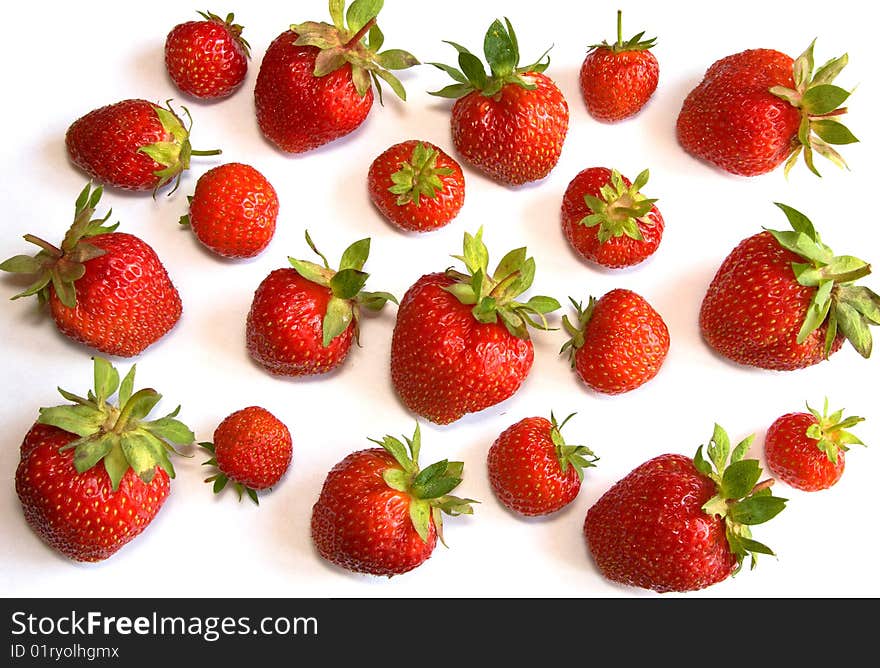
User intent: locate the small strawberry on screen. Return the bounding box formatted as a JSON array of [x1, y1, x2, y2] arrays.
[[579, 10, 659, 122], [367, 140, 465, 233], [165, 11, 251, 100], [561, 167, 663, 269], [1, 183, 182, 357], [488, 413, 598, 517], [65, 99, 221, 193], [201, 406, 293, 504], [765, 399, 866, 492], [15, 357, 195, 562], [390, 228, 560, 425], [430, 18, 569, 186], [699, 203, 880, 370], [676, 40, 857, 177], [311, 423, 475, 576], [180, 162, 279, 259], [246, 231, 396, 377], [585, 425, 787, 593], [254, 1, 418, 154], [561, 289, 669, 395]]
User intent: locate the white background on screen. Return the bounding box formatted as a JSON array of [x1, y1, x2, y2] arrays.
[[1, 0, 877, 599]]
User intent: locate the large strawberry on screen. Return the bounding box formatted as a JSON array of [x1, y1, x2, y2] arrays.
[[676, 40, 857, 177], [1, 184, 182, 357], [390, 228, 560, 425], [15, 357, 195, 562], [699, 203, 880, 370], [254, 0, 418, 154], [584, 425, 787, 593], [430, 18, 569, 186]]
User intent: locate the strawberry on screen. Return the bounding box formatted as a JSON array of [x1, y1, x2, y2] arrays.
[[15, 357, 195, 562], [765, 399, 866, 492], [1, 184, 182, 358], [180, 162, 279, 259], [310, 423, 475, 576], [390, 228, 560, 425], [165, 11, 251, 100], [430, 18, 569, 186], [254, 0, 418, 154], [65, 99, 220, 193], [699, 203, 880, 370], [579, 10, 659, 122], [584, 425, 787, 593], [246, 231, 396, 377], [201, 406, 293, 504], [487, 413, 597, 517], [676, 40, 857, 177], [562, 289, 669, 395], [561, 167, 663, 269], [367, 140, 465, 233]]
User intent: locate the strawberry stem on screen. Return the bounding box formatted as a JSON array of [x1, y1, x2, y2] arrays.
[[344, 17, 376, 49], [616, 10, 623, 48], [22, 234, 61, 257], [751, 478, 775, 495], [190, 149, 223, 156]]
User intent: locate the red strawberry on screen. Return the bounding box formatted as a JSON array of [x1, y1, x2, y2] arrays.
[[579, 10, 659, 122], [165, 11, 251, 100], [562, 289, 669, 395], [390, 228, 560, 425], [15, 357, 195, 562], [367, 140, 465, 233], [1, 184, 182, 357], [201, 406, 293, 504], [561, 167, 663, 269], [65, 99, 220, 193], [180, 162, 279, 259], [430, 19, 569, 186], [765, 399, 865, 491], [311, 424, 475, 576], [254, 1, 418, 154], [699, 203, 880, 370], [246, 232, 396, 377], [585, 425, 787, 593], [488, 413, 598, 517], [676, 41, 857, 177]]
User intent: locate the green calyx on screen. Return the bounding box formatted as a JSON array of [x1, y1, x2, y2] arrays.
[[388, 142, 454, 207], [198, 10, 251, 57], [372, 423, 477, 546], [769, 40, 858, 177], [0, 182, 118, 308], [290, 0, 419, 103], [766, 202, 880, 359], [559, 296, 595, 364], [288, 230, 397, 347], [36, 357, 194, 492], [588, 10, 657, 54], [805, 398, 866, 464], [548, 412, 598, 481], [429, 17, 552, 99], [443, 227, 561, 339], [200, 442, 260, 505], [579, 168, 658, 243], [695, 424, 787, 574]]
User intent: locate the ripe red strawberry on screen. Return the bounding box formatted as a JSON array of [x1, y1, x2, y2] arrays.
[[676, 40, 857, 177], [254, 1, 418, 154], [311, 423, 475, 576], [561, 167, 663, 269], [699, 203, 880, 370], [367, 140, 465, 233], [180, 162, 279, 259], [201, 406, 293, 504], [246, 232, 396, 377], [579, 10, 659, 122], [165, 11, 251, 100], [488, 413, 598, 517], [1, 184, 182, 357], [390, 228, 560, 425], [430, 18, 569, 186], [765, 399, 865, 491], [562, 289, 669, 395], [15, 357, 195, 562], [585, 425, 787, 593], [65, 99, 220, 193]]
